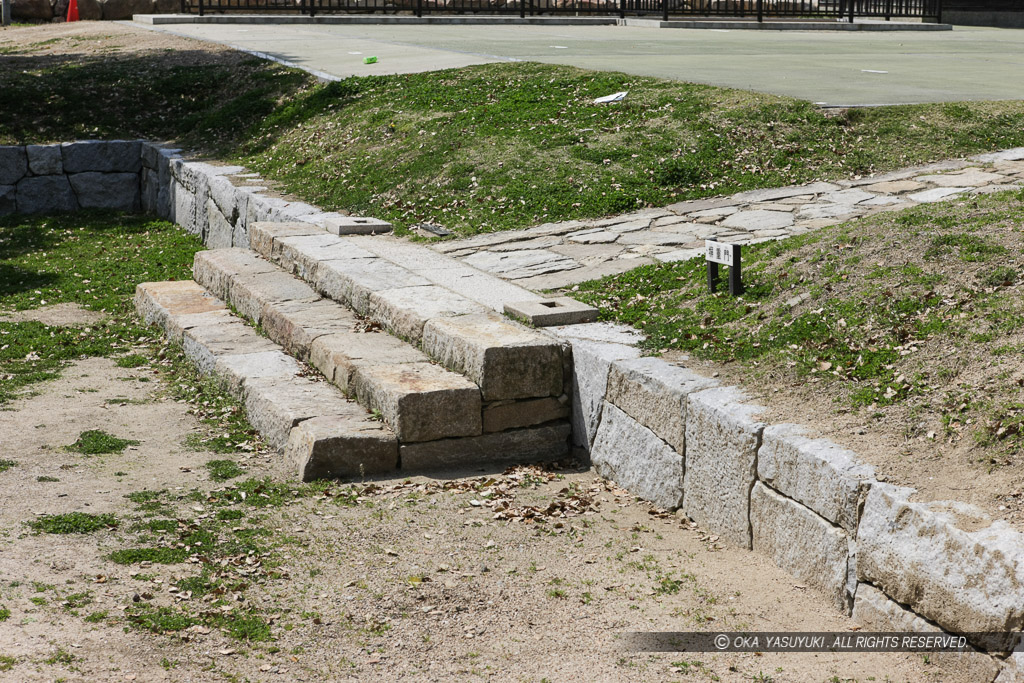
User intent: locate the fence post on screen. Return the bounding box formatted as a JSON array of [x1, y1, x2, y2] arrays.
[[520, 0, 525, 19], [619, 0, 624, 20], [935, 0, 942, 23], [756, 0, 762, 22], [662, 0, 667, 22], [0, 0, 9, 26], [417, 0, 423, 17], [848, 0, 854, 22], [198, 0, 204, 16]]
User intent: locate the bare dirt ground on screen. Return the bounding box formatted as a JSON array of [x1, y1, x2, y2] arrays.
[[0, 356, 981, 682]]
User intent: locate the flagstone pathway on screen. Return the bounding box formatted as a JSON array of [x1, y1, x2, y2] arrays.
[[433, 148, 1024, 290]]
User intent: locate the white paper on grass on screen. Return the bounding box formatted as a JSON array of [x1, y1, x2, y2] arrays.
[[594, 91, 628, 104]]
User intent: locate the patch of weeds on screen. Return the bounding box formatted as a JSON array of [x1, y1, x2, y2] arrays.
[[127, 605, 198, 634], [216, 509, 244, 521], [0, 655, 14, 672], [36, 475, 59, 482], [109, 547, 188, 565], [29, 512, 118, 534], [84, 610, 108, 624], [61, 592, 92, 611], [205, 459, 245, 482], [546, 588, 568, 599], [29, 596, 47, 606], [65, 429, 139, 455], [114, 354, 149, 368], [0, 606, 9, 621], [0, 459, 15, 473], [44, 648, 74, 666]]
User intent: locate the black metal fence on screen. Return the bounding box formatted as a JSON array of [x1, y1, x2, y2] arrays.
[[184, 0, 940, 21]]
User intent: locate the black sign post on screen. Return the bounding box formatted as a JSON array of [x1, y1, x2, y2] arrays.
[[705, 237, 744, 296]]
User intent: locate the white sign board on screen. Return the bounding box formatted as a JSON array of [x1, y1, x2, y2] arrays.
[[705, 240, 736, 266]]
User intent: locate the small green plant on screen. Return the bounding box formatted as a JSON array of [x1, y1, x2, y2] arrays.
[[44, 648, 73, 665], [0, 460, 15, 473], [84, 610, 108, 623], [204, 459, 244, 482], [114, 354, 149, 368], [29, 512, 118, 534], [36, 475, 59, 482], [65, 430, 139, 455], [0, 606, 10, 621], [0, 655, 15, 672], [109, 548, 188, 565]]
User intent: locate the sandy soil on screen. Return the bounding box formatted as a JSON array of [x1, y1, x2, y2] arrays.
[[0, 356, 983, 682]]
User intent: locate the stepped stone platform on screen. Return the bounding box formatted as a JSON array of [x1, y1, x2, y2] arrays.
[[137, 221, 572, 480]]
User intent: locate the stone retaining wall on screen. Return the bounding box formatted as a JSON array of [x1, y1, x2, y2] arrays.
[[549, 321, 1023, 677]]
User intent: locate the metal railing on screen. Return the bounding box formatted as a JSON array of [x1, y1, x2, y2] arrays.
[[183, 0, 940, 21]]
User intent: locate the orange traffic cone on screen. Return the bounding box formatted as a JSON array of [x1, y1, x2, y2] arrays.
[[66, 0, 79, 21]]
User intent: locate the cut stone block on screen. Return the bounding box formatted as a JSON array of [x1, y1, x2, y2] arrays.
[[313, 257, 431, 315], [68, 172, 140, 211], [205, 198, 234, 250], [503, 297, 599, 327], [259, 299, 358, 360], [181, 319, 278, 375], [133, 280, 226, 331], [248, 221, 323, 260], [227, 270, 319, 326], [683, 386, 766, 549], [16, 175, 78, 214], [285, 413, 398, 481], [858, 484, 1024, 647], [606, 357, 717, 453], [324, 215, 393, 235], [351, 362, 482, 443], [26, 144, 63, 176], [751, 482, 850, 612], [0, 185, 15, 215], [758, 424, 875, 532], [0, 146, 27, 185], [368, 285, 486, 342], [61, 140, 141, 174], [309, 331, 427, 392], [243, 376, 352, 451], [212, 350, 302, 398], [272, 233, 377, 281], [482, 396, 569, 433], [400, 422, 570, 473], [192, 248, 277, 302], [591, 403, 684, 510], [422, 313, 564, 401]]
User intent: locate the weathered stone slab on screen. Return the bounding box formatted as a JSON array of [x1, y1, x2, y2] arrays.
[[207, 174, 247, 225], [858, 484, 1024, 646], [228, 271, 319, 326], [351, 362, 482, 443], [259, 299, 357, 360], [369, 285, 486, 342], [61, 140, 141, 174], [915, 168, 1005, 187], [751, 482, 850, 611], [15, 175, 78, 214], [462, 249, 581, 280], [503, 297, 598, 328], [25, 144, 63, 176], [590, 403, 684, 510], [731, 181, 839, 203], [996, 653, 1024, 683], [285, 412, 398, 481], [140, 168, 159, 214], [248, 221, 324, 260], [606, 357, 717, 453], [274, 233, 377, 281], [907, 187, 968, 203], [165, 310, 235, 345], [482, 396, 569, 433], [243, 376, 352, 451], [683, 386, 766, 549], [313, 257, 431, 315], [665, 196, 742, 214], [192, 248, 277, 302], [400, 422, 570, 473], [720, 209, 794, 231], [862, 179, 925, 194], [0, 185, 15, 215], [758, 424, 874, 532], [795, 203, 865, 221], [205, 199, 234, 250], [422, 312, 564, 401], [0, 146, 28, 185], [68, 172, 140, 211], [212, 350, 302, 398], [181, 319, 278, 375], [309, 331, 427, 392], [133, 280, 226, 331], [323, 215, 393, 235], [170, 180, 198, 235]]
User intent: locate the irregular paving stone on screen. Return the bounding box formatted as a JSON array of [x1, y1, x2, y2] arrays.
[[212, 350, 302, 398], [351, 362, 482, 443], [285, 412, 398, 480], [323, 215, 392, 235], [862, 179, 926, 194], [915, 168, 1006, 187], [858, 484, 1024, 647], [730, 181, 840, 203], [68, 172, 140, 211], [400, 422, 569, 472], [61, 140, 141, 173], [758, 424, 875, 532], [314, 257, 431, 315], [482, 396, 569, 433], [653, 248, 704, 263], [751, 482, 850, 612], [566, 230, 619, 244], [488, 235, 564, 251], [907, 187, 969, 203], [243, 376, 353, 451], [821, 188, 876, 204], [15, 175, 78, 214], [170, 180, 198, 236], [683, 386, 766, 549], [720, 209, 794, 231], [0, 185, 16, 215], [618, 231, 700, 246], [25, 144, 63, 176], [462, 249, 580, 280], [369, 285, 486, 342], [972, 147, 1024, 163], [0, 146, 28, 185], [309, 330, 427, 391], [514, 256, 655, 291], [607, 219, 656, 233], [503, 297, 598, 327], [259, 298, 358, 360], [796, 203, 865, 220], [606, 357, 717, 453], [422, 312, 564, 401], [686, 205, 740, 219], [181, 319, 278, 376], [996, 653, 1024, 682], [591, 403, 685, 510], [665, 197, 742, 214]]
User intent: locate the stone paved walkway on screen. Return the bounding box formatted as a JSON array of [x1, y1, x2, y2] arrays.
[[433, 148, 1024, 290]]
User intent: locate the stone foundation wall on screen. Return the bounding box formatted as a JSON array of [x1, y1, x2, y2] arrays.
[[550, 322, 1024, 677]]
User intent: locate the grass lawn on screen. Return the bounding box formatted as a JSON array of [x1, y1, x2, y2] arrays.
[[4, 28, 1024, 236], [574, 188, 1024, 468]]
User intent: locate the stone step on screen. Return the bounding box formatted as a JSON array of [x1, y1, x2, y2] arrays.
[[134, 280, 399, 480], [248, 223, 567, 402], [192, 248, 484, 443]]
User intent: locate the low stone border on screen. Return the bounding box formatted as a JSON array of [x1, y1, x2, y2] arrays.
[[548, 321, 1021, 677]]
